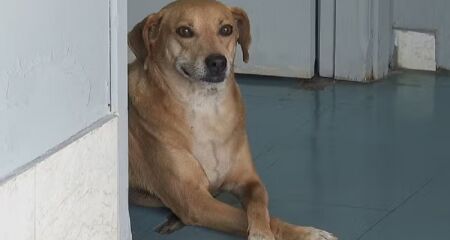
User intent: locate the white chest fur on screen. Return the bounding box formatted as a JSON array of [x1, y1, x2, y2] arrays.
[[186, 85, 233, 188]]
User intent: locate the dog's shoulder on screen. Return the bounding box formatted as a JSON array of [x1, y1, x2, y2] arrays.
[[128, 61, 143, 79], [128, 61, 150, 105]]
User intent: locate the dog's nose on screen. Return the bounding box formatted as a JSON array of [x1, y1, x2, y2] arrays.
[[205, 54, 227, 75]]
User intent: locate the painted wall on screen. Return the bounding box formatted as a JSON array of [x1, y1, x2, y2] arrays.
[[0, 117, 118, 240], [318, 0, 335, 78], [334, 0, 393, 82], [0, 0, 111, 180], [393, 0, 450, 70], [128, 0, 316, 78], [373, 0, 394, 79]]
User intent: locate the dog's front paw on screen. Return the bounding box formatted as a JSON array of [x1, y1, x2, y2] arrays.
[[154, 213, 185, 235], [248, 231, 275, 240], [302, 227, 337, 240]]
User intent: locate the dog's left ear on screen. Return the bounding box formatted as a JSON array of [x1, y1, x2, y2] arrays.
[[230, 7, 251, 63], [128, 13, 163, 64], [128, 18, 147, 64]]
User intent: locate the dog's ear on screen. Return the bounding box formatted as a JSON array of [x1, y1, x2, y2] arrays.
[[128, 13, 163, 64], [230, 7, 251, 63]]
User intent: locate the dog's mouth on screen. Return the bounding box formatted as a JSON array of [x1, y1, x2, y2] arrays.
[[177, 64, 227, 84], [181, 67, 191, 77], [202, 74, 226, 83]]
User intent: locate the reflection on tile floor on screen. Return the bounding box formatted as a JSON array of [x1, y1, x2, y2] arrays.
[[130, 71, 450, 240]]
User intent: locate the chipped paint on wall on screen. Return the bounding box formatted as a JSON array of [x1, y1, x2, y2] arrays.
[[394, 29, 436, 71]]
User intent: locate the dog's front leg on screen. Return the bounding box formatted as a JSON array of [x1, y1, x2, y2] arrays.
[[231, 178, 274, 240], [224, 139, 275, 240], [152, 150, 252, 237], [223, 138, 337, 240]]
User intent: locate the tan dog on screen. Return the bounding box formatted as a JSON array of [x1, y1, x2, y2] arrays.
[[128, 1, 337, 239]]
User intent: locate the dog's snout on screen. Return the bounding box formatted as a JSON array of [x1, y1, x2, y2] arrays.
[[205, 54, 227, 75]]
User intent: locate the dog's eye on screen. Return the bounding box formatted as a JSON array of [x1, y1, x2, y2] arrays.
[[176, 26, 194, 38], [219, 24, 233, 37]]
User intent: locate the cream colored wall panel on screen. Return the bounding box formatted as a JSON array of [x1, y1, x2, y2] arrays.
[[34, 118, 118, 240], [0, 169, 35, 240]]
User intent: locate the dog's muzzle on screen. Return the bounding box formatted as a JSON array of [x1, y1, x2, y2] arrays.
[[203, 54, 227, 83]]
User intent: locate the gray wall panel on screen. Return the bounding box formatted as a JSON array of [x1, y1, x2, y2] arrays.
[[128, 0, 316, 78], [373, 0, 394, 79], [334, 0, 373, 81], [334, 0, 392, 82], [319, 0, 335, 78]]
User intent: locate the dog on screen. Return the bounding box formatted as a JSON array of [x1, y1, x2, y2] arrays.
[[128, 1, 337, 239]]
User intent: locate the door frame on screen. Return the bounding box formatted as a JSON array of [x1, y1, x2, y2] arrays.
[[109, 0, 132, 239]]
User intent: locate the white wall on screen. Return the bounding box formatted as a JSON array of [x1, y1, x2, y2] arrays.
[[393, 0, 450, 70], [0, 117, 119, 240]]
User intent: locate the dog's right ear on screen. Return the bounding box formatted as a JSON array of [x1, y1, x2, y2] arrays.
[[128, 13, 163, 64], [230, 7, 251, 63]]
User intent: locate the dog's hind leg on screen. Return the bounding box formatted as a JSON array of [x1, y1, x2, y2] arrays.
[[154, 212, 185, 234], [129, 189, 185, 234], [129, 188, 164, 208], [162, 185, 250, 236], [162, 186, 336, 240]]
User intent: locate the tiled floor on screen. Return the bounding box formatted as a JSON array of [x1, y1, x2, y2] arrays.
[[129, 71, 450, 240]]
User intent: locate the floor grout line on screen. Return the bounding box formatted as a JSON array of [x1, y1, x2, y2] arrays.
[[269, 198, 390, 213], [254, 144, 277, 160], [355, 178, 434, 240]]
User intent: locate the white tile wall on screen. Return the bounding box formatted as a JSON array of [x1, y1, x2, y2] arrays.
[[0, 118, 118, 240], [0, 169, 36, 240]]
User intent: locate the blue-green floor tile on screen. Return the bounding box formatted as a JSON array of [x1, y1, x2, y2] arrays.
[[130, 202, 385, 240], [359, 172, 450, 240], [130, 71, 450, 240]]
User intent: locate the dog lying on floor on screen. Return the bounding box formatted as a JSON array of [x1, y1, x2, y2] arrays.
[[128, 0, 337, 239]]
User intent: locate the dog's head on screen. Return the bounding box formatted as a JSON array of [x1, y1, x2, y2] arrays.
[[129, 0, 251, 83]]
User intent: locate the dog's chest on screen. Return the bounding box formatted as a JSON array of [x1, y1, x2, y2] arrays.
[[187, 95, 234, 188]]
